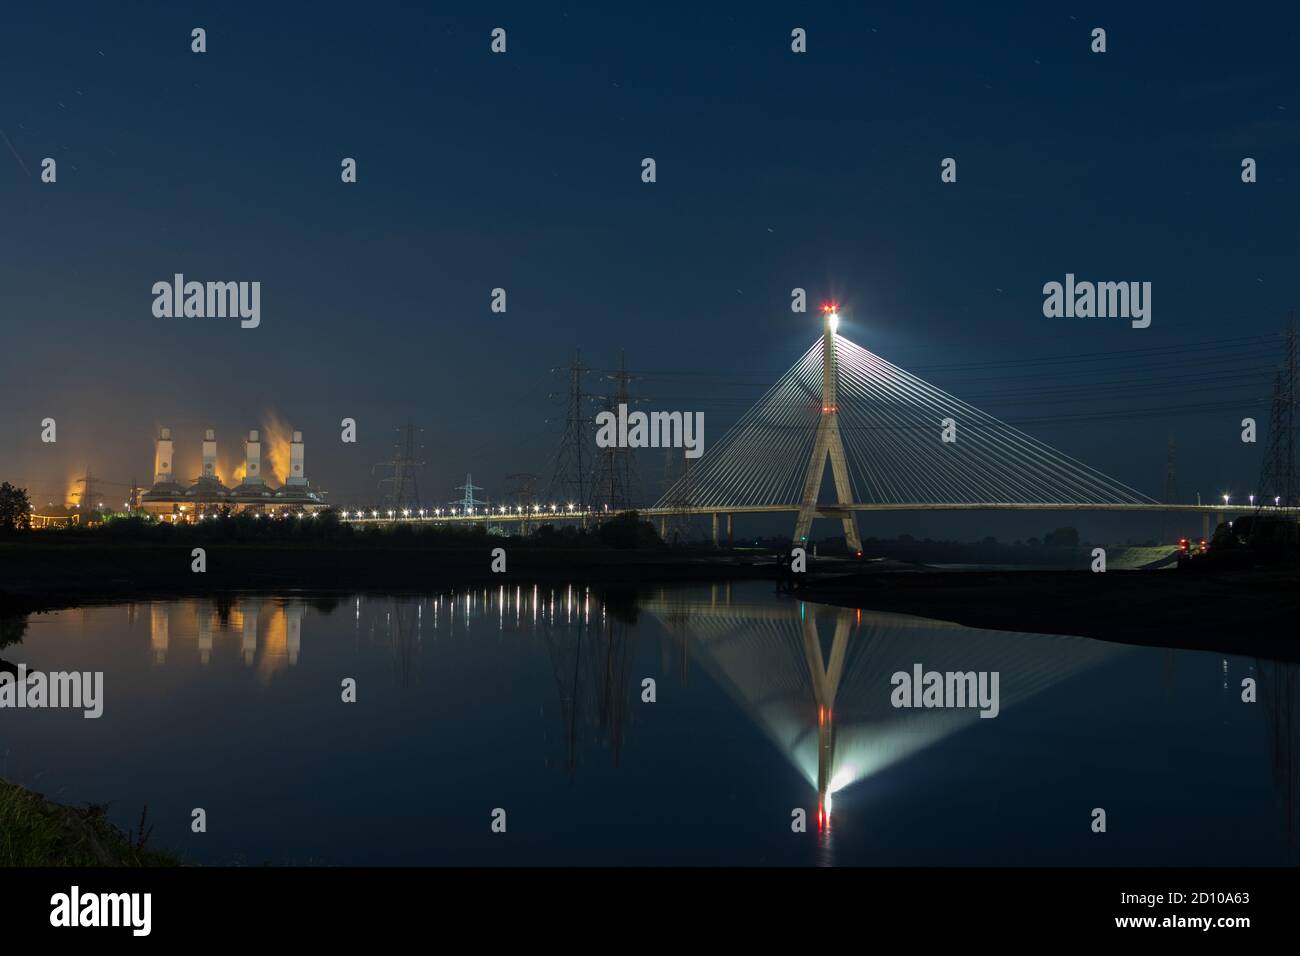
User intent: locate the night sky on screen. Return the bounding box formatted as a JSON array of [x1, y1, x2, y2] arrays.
[[2, 3, 1296, 540]]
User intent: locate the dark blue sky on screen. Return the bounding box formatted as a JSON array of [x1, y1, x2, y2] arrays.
[[2, 2, 1296, 538]]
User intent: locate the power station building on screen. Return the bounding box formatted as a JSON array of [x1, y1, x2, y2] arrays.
[[140, 427, 327, 520]]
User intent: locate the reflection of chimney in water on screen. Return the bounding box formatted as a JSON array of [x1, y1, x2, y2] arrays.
[[242, 602, 259, 665], [198, 604, 213, 665], [150, 604, 169, 665], [287, 604, 302, 665]]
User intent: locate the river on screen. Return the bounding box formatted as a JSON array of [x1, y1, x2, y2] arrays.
[[3, 582, 1295, 865]]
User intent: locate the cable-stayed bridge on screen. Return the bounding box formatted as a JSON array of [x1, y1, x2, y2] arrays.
[[346, 309, 1248, 541]]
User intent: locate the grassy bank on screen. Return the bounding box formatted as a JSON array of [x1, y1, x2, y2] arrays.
[[0, 779, 180, 867]]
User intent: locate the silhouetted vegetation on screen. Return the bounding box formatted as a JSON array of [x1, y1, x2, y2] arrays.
[[0, 780, 180, 866], [3, 508, 667, 551], [0, 482, 31, 534]]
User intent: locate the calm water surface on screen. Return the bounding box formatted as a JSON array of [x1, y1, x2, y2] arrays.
[[3, 583, 1296, 866]]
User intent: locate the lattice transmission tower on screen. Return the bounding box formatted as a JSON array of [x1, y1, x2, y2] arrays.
[[375, 421, 425, 511], [1257, 315, 1298, 513], [548, 351, 594, 510], [1162, 434, 1178, 541], [590, 351, 642, 513]]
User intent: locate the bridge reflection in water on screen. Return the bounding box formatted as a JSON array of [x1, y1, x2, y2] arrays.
[[640, 588, 1122, 856], [133, 585, 1300, 860]]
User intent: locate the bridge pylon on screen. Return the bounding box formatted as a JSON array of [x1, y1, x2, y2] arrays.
[[793, 307, 863, 551]]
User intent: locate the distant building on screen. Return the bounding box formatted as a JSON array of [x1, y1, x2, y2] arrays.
[[139, 427, 327, 521], [28, 504, 81, 529]]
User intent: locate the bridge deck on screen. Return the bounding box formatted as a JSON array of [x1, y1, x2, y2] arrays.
[[341, 501, 1257, 524]]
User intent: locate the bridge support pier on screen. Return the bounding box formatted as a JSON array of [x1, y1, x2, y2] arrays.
[[726, 513, 733, 546], [711, 512, 719, 547], [793, 311, 862, 552], [1203, 511, 1211, 541], [659, 516, 667, 540]]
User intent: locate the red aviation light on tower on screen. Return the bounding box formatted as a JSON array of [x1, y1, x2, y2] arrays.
[[822, 303, 841, 334]]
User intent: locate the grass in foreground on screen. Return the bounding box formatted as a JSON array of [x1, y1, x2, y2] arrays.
[[0, 779, 181, 866]]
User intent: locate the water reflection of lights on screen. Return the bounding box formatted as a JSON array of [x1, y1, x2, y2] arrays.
[[641, 594, 1125, 833]]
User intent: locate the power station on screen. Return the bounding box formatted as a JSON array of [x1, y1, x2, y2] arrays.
[[139, 427, 327, 520]]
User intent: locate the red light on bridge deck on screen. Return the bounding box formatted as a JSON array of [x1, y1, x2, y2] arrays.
[[1179, 538, 1188, 551]]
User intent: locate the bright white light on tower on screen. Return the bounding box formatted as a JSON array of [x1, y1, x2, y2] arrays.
[[829, 310, 839, 334]]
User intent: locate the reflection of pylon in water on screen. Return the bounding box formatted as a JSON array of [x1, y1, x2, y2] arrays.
[[542, 591, 584, 776], [1256, 658, 1299, 846], [541, 588, 638, 775], [582, 615, 637, 765]]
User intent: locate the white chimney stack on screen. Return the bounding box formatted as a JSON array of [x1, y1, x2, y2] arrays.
[[202, 428, 217, 478], [245, 429, 263, 484], [288, 430, 306, 486], [154, 427, 174, 484]]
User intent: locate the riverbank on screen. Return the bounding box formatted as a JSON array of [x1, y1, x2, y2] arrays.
[[0, 540, 771, 619], [796, 564, 1300, 660], [3, 538, 1297, 661], [0, 779, 179, 866]]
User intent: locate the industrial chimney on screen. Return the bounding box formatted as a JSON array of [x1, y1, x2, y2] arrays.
[[245, 429, 264, 483], [287, 430, 307, 486], [154, 427, 174, 484], [202, 429, 217, 478]]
